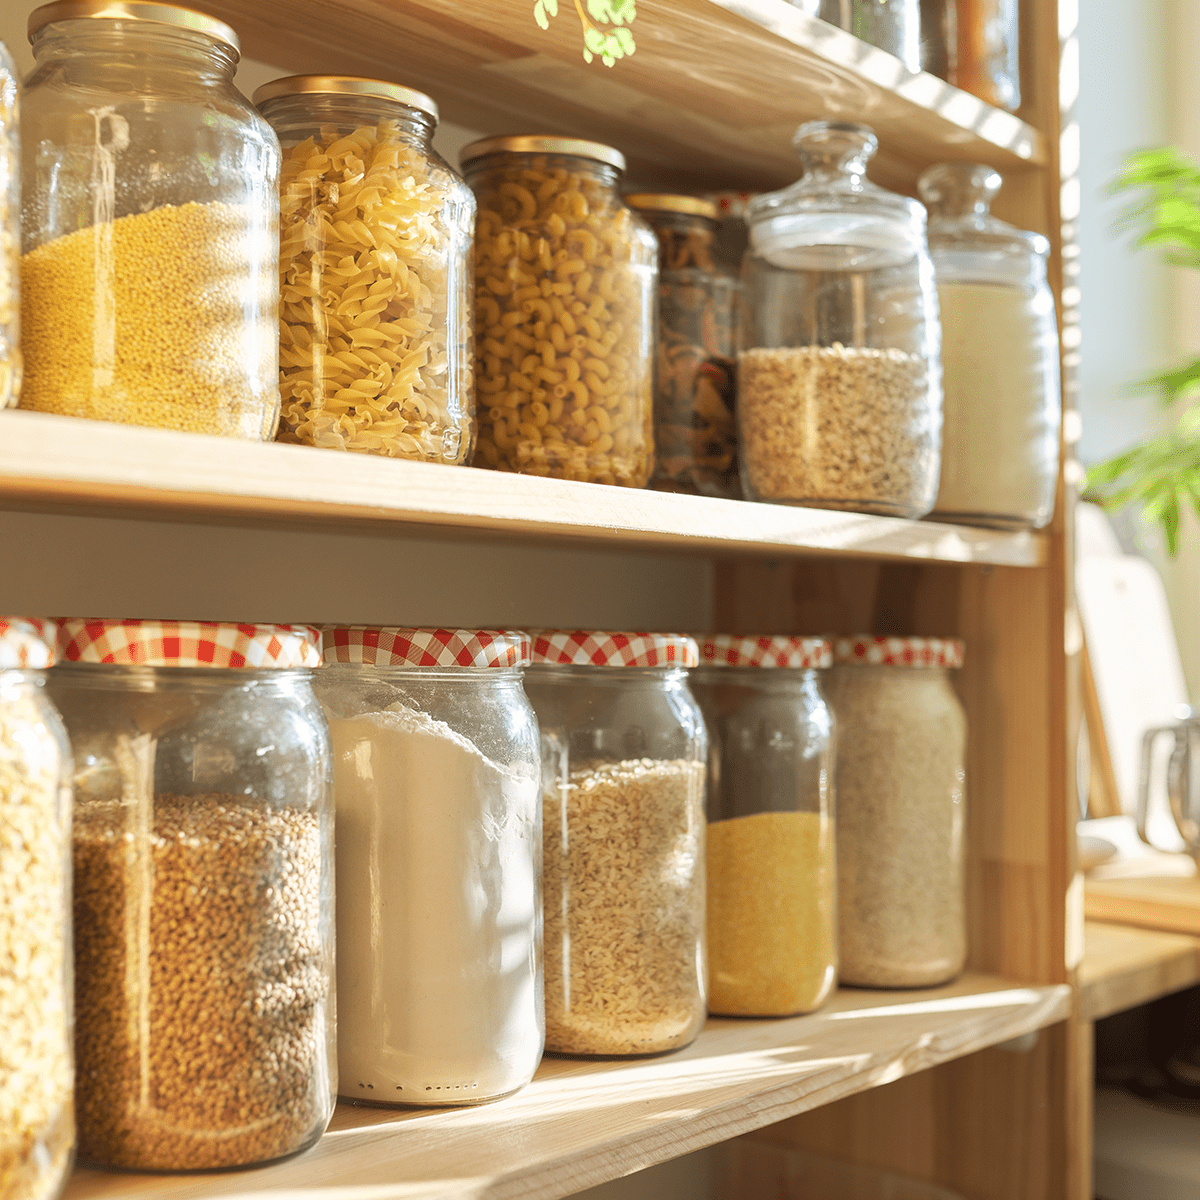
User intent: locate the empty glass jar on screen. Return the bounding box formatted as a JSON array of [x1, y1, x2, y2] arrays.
[[817, 0, 921, 72]]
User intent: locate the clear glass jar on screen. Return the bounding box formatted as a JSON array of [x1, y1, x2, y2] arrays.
[[956, 0, 1020, 112], [825, 636, 966, 988], [739, 122, 942, 517], [920, 162, 1060, 529], [0, 619, 73, 1200], [20, 2, 281, 438], [690, 636, 836, 1017], [462, 137, 658, 487], [626, 195, 740, 499], [525, 632, 707, 1056], [919, 0, 955, 80], [0, 41, 19, 409], [817, 0, 922, 72], [255, 77, 475, 464], [48, 620, 334, 1171], [314, 627, 543, 1105]]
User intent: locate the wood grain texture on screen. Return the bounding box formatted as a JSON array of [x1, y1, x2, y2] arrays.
[[1085, 875, 1200, 937], [1079, 920, 1200, 1020]]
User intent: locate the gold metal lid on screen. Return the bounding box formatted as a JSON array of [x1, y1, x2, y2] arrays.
[[460, 135, 625, 173], [28, 1, 239, 54], [624, 193, 717, 219], [253, 75, 438, 122]]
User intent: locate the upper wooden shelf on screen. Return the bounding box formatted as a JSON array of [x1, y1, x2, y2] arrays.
[[63, 973, 1068, 1200], [191, 0, 1045, 193], [0, 410, 1045, 566], [1079, 921, 1200, 1022]]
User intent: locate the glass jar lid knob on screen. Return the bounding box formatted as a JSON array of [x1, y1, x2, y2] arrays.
[[793, 120, 879, 179], [917, 162, 1002, 218]]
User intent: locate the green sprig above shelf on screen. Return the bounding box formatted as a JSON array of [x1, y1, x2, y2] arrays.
[[533, 0, 637, 66]]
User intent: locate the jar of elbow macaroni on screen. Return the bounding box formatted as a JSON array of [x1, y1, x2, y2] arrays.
[[255, 76, 475, 462], [461, 137, 657, 487]]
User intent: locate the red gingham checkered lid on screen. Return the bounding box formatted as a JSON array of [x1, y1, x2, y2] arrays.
[[530, 630, 699, 668], [57, 619, 322, 669], [0, 618, 57, 669], [698, 634, 832, 669], [832, 635, 965, 669], [323, 627, 531, 668]]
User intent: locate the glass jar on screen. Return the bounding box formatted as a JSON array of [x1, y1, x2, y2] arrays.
[[919, 0, 955, 80], [920, 162, 1060, 529], [0, 619, 73, 1200], [314, 627, 543, 1105], [20, 2, 280, 438], [739, 121, 942, 517], [817, 0, 921, 72], [48, 619, 334, 1171], [0, 41, 18, 409], [255, 77, 475, 464], [626, 195, 739, 499], [690, 635, 836, 1017], [956, 0, 1020, 112], [825, 636, 966, 988], [525, 631, 707, 1056], [462, 137, 658, 487]]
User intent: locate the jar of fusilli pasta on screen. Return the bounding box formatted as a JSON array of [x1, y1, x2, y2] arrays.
[[255, 77, 475, 462], [461, 137, 657, 487]]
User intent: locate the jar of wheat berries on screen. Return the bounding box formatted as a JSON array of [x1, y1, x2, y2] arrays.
[[825, 635, 966, 988]]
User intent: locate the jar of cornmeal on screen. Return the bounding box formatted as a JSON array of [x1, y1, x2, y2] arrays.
[[48, 619, 334, 1170], [825, 635, 967, 988], [690, 635, 836, 1017], [20, 2, 281, 438], [0, 39, 19, 409], [314, 627, 543, 1104], [525, 631, 707, 1057]]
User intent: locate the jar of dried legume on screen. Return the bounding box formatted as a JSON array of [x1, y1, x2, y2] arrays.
[[255, 77, 475, 462], [48, 619, 335, 1172], [20, 2, 280, 439], [0, 619, 74, 1200], [825, 635, 967, 988], [462, 137, 657, 486], [690, 636, 836, 1017], [525, 631, 707, 1057]]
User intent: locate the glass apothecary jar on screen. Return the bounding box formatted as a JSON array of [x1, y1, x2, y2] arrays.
[[690, 635, 836, 1017], [20, 2, 280, 438], [739, 121, 942, 517], [0, 619, 74, 1200], [525, 631, 707, 1056], [920, 162, 1060, 529], [0, 41, 18, 410], [48, 619, 334, 1171], [255, 76, 475, 463], [825, 636, 966, 988], [462, 137, 658, 487], [816, 0, 921, 73], [314, 627, 543, 1105]]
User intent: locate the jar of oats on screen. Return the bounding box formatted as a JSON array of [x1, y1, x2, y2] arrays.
[[20, 2, 280, 438], [255, 77, 475, 463], [47, 619, 335, 1171], [0, 619, 74, 1200], [525, 631, 707, 1056], [739, 121, 942, 517], [690, 635, 836, 1017], [825, 635, 966, 988], [462, 137, 658, 487]]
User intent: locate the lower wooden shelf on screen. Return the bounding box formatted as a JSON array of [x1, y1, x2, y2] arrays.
[[1080, 920, 1200, 1021], [63, 973, 1069, 1200]]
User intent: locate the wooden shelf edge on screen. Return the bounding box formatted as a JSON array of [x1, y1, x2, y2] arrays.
[[1080, 920, 1200, 1021]]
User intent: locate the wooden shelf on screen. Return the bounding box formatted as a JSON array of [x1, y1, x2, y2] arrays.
[[0, 410, 1045, 565], [1079, 921, 1200, 1022], [62, 974, 1068, 1200], [188, 0, 1044, 193]]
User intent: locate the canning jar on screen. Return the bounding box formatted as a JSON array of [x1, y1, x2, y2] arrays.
[[48, 619, 334, 1171], [817, 0, 921, 72], [956, 0, 1020, 111], [0, 619, 73, 1200], [462, 137, 657, 487], [825, 636, 966, 988], [739, 121, 942, 517], [920, 162, 1060, 529], [255, 77, 475, 463], [525, 631, 707, 1057], [690, 635, 836, 1017], [0, 41, 18, 409], [626, 194, 739, 499], [20, 2, 280, 438], [315, 627, 543, 1105]]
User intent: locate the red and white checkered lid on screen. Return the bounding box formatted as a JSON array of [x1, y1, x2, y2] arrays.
[[57, 619, 322, 669], [0, 618, 57, 669], [530, 630, 699, 668], [832, 635, 964, 669], [698, 635, 832, 669], [323, 627, 531, 668]]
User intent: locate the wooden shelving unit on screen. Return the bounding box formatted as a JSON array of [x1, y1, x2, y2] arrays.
[[1081, 921, 1200, 1022]]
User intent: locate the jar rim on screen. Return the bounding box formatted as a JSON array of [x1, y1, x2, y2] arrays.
[[461, 135, 625, 173], [253, 74, 438, 122], [322, 627, 531, 669], [28, 1, 239, 56], [530, 630, 699, 668], [625, 193, 716, 219]]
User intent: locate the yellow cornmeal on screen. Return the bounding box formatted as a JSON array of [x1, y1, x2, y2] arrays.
[[20, 201, 278, 438], [706, 810, 836, 1017]]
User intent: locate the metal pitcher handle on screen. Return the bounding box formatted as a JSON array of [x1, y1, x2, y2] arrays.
[[1137, 724, 1177, 847], [1138, 708, 1200, 855]]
